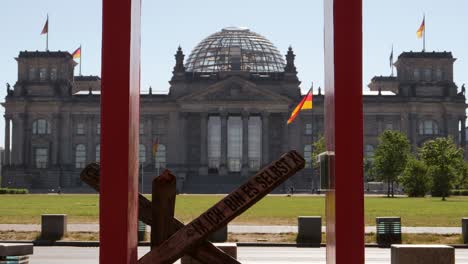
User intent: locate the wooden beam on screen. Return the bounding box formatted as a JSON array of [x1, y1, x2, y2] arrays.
[[151, 170, 176, 248], [138, 150, 305, 264], [80, 164, 240, 264]]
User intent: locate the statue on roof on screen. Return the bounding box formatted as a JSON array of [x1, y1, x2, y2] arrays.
[[173, 46, 186, 74], [6, 83, 13, 96], [462, 84, 466, 95], [284, 46, 297, 74]]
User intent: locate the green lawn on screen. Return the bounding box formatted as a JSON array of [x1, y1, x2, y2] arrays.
[[0, 194, 467, 226]]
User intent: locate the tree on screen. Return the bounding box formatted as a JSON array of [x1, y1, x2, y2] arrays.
[[373, 130, 411, 197], [419, 137, 464, 200], [399, 158, 429, 197], [311, 136, 325, 170]]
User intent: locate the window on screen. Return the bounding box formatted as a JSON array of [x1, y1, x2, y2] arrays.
[[384, 123, 393, 131], [413, 69, 420, 80], [155, 144, 166, 169], [32, 119, 51, 135], [424, 69, 431, 81], [95, 144, 100, 162], [29, 67, 36, 81], [248, 116, 262, 171], [75, 144, 86, 168], [419, 120, 439, 135], [96, 123, 101, 135], [76, 123, 85, 135], [304, 145, 312, 168], [228, 116, 242, 172], [139, 122, 145, 135], [35, 148, 48, 168], [139, 144, 146, 163], [436, 68, 443, 81], [305, 123, 312, 135], [365, 145, 375, 158], [39, 68, 47, 81], [50, 68, 57, 81], [208, 116, 221, 169]]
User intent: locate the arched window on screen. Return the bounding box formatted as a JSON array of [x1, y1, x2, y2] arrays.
[[29, 67, 36, 81], [424, 68, 431, 81], [50, 68, 58, 81], [304, 145, 312, 168], [155, 144, 166, 169], [365, 145, 375, 158], [305, 123, 312, 135], [32, 119, 51, 135], [95, 144, 100, 162], [227, 116, 242, 172], [419, 120, 439, 135], [75, 144, 86, 168], [35, 148, 48, 168], [208, 116, 221, 170], [39, 68, 47, 81], [139, 122, 145, 135], [436, 68, 443, 81], [413, 69, 420, 80], [96, 123, 101, 135], [248, 116, 262, 171], [139, 144, 146, 164]]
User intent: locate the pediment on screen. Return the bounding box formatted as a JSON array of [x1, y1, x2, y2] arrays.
[[177, 76, 291, 103]]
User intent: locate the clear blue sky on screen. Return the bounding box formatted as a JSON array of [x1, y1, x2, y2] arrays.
[[1, 0, 468, 147]]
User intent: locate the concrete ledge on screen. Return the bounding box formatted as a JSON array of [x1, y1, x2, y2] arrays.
[[391, 244, 454, 264], [181, 243, 237, 264], [0, 243, 33, 257], [41, 214, 67, 240]]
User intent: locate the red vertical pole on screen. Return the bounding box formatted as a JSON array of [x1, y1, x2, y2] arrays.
[[101, 0, 141, 263], [324, 0, 364, 263]]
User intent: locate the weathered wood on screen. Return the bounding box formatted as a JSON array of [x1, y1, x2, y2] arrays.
[[80, 163, 240, 264], [151, 170, 176, 248], [138, 150, 305, 264]]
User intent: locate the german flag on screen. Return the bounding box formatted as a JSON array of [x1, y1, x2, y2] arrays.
[[287, 88, 313, 125], [416, 16, 425, 39], [152, 138, 159, 157], [71, 46, 81, 59], [41, 16, 48, 35]]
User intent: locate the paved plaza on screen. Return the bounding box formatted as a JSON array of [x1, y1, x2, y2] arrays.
[[28, 246, 468, 264]]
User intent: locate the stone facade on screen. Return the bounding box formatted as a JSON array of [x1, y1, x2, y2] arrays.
[[1, 35, 466, 193]]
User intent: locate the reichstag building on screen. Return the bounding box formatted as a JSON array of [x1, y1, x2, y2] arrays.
[[2, 27, 466, 193]]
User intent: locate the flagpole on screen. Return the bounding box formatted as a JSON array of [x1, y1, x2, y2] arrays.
[[79, 44, 82, 76], [423, 14, 426, 52], [46, 14, 49, 51]]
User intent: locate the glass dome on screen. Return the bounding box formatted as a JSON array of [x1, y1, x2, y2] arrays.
[[185, 27, 286, 73]]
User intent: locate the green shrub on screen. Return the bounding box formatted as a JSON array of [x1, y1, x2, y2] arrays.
[[451, 189, 468, 196], [400, 158, 430, 197], [0, 188, 29, 194]]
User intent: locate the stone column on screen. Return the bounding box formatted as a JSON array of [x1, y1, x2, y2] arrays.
[[178, 112, 188, 168], [220, 112, 228, 175], [261, 112, 270, 165], [4, 115, 11, 165], [461, 117, 466, 150], [52, 114, 61, 165], [241, 111, 249, 176], [12, 114, 25, 165], [199, 113, 208, 175], [408, 113, 418, 151], [281, 113, 289, 152]]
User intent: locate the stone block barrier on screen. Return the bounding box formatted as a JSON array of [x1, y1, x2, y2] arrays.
[[296, 216, 321, 245], [462, 217, 468, 244], [208, 225, 228, 243], [0, 243, 33, 264], [391, 245, 454, 264], [41, 214, 67, 240], [180, 243, 237, 264]]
